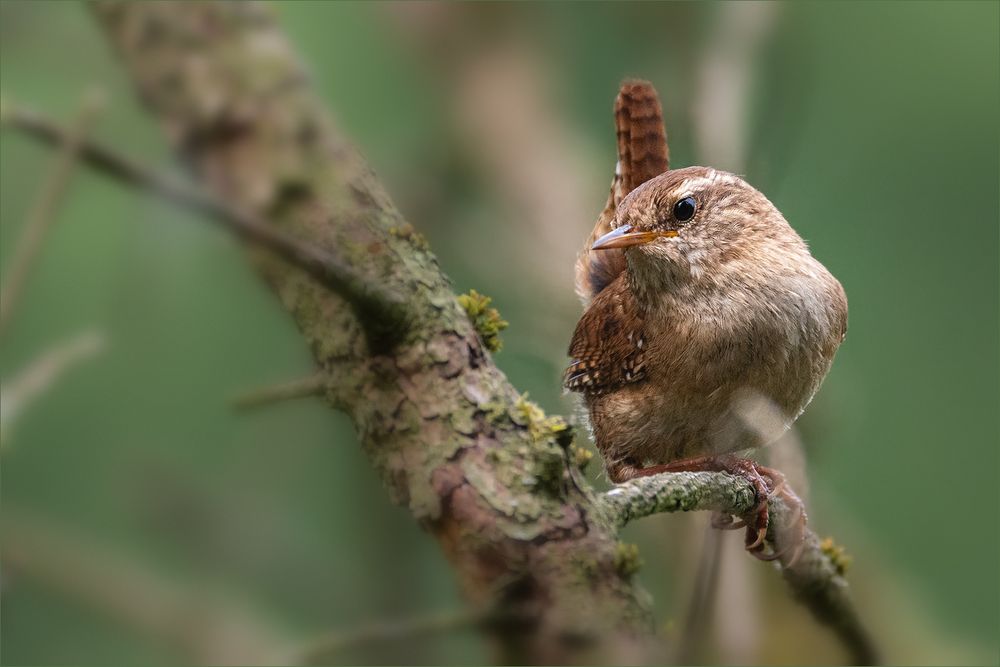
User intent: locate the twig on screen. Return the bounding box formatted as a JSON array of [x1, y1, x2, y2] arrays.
[[231, 372, 326, 411], [0, 330, 105, 448], [601, 471, 757, 528], [770, 498, 879, 665], [291, 607, 499, 665], [599, 472, 879, 665], [0, 100, 409, 336], [0, 91, 104, 337]]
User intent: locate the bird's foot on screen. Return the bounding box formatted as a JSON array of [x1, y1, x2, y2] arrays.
[[610, 455, 808, 567]]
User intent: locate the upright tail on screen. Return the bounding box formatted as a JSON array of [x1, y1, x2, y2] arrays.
[[574, 80, 670, 304]]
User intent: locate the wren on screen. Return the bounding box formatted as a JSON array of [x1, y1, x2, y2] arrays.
[[566, 81, 847, 561]]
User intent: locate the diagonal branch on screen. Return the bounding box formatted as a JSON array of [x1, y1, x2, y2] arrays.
[[1, 100, 409, 339], [0, 91, 104, 337], [0, 330, 105, 448]]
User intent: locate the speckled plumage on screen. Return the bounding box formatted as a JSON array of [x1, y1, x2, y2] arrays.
[[566, 161, 847, 483]]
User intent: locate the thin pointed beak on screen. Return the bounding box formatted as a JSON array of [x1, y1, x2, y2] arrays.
[[591, 224, 677, 250]]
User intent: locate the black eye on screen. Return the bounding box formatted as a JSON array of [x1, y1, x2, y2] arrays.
[[673, 196, 696, 222]]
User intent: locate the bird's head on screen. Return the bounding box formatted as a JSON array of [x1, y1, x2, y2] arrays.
[[593, 166, 796, 291]]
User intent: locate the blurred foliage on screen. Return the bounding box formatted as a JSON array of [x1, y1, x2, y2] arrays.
[[1, 2, 997, 665]]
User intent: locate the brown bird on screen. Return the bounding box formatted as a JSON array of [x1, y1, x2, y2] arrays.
[[567, 81, 847, 561]]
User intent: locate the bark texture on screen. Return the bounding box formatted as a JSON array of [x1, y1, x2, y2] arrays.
[[90, 2, 656, 662]]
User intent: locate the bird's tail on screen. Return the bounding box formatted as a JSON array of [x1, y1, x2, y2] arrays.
[[574, 80, 670, 304]]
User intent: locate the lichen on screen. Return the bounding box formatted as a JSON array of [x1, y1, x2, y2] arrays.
[[572, 445, 593, 471], [819, 536, 852, 576], [511, 393, 571, 447], [614, 542, 643, 578], [457, 289, 508, 353], [389, 222, 430, 251]]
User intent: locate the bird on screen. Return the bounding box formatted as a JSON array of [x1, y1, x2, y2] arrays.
[[566, 81, 847, 561]]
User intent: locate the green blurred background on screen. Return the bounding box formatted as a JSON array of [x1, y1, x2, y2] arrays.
[[1, 2, 997, 665]]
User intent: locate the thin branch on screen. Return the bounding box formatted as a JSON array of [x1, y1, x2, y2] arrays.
[[0, 100, 409, 337], [291, 607, 502, 665], [232, 372, 326, 411], [770, 498, 880, 666], [601, 471, 757, 528], [599, 472, 879, 665], [0, 329, 105, 448], [0, 91, 104, 337]]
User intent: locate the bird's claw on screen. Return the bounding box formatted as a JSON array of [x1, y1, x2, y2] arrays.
[[714, 458, 808, 568]]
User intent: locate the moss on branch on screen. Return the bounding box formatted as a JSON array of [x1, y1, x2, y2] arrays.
[[457, 289, 508, 353]]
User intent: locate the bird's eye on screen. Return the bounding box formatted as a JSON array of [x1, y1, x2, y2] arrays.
[[673, 196, 697, 223]]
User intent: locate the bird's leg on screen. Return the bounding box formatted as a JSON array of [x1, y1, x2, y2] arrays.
[[608, 455, 807, 566]]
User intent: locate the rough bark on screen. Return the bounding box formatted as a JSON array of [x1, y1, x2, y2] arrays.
[[90, 2, 657, 662]]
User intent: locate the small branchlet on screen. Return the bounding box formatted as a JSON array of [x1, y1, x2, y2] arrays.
[[458, 289, 508, 353]]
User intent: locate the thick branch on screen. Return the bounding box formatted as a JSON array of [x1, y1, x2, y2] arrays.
[[1, 101, 408, 338], [85, 3, 659, 662]]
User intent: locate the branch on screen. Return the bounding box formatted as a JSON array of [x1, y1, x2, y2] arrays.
[[291, 607, 506, 665], [0, 100, 409, 339], [0, 91, 104, 337], [84, 3, 661, 662], [600, 471, 756, 528], [231, 372, 326, 411], [0, 330, 105, 448], [599, 472, 879, 665]]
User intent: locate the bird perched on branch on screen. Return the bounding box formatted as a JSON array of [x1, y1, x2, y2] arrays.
[[566, 81, 847, 561]]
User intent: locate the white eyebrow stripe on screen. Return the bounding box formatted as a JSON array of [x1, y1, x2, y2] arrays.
[[671, 170, 743, 198]]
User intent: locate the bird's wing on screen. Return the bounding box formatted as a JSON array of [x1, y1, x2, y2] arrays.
[[564, 275, 647, 394], [574, 80, 669, 305]]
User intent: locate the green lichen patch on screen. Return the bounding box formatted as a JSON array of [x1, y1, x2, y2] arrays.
[[614, 542, 643, 578], [457, 289, 508, 353], [509, 394, 575, 494], [511, 394, 571, 446], [389, 222, 430, 251], [572, 445, 593, 471], [819, 536, 852, 576]]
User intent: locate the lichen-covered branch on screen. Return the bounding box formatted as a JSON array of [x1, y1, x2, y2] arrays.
[[599, 471, 757, 529], [770, 499, 880, 665], [599, 472, 879, 664], [85, 2, 659, 663]]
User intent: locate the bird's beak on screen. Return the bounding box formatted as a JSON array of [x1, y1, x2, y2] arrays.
[[591, 224, 677, 250]]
